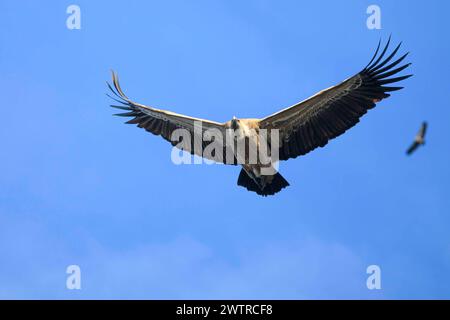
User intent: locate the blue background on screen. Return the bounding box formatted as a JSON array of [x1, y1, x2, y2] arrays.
[[0, 0, 449, 299]]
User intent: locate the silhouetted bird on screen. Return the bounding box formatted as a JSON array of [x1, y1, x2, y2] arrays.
[[406, 122, 427, 155]]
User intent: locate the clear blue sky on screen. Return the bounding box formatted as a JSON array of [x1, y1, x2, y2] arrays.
[[0, 0, 449, 299]]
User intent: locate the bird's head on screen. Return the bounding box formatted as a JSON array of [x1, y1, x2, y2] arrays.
[[230, 116, 239, 130]]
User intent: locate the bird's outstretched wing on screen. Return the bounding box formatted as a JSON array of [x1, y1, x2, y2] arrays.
[[419, 121, 428, 139], [406, 141, 420, 155], [108, 72, 236, 165], [259, 37, 412, 161]]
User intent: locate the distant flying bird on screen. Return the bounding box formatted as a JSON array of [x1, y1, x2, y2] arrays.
[[406, 122, 427, 155], [108, 37, 411, 196]]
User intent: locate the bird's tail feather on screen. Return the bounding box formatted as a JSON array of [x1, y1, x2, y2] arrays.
[[237, 169, 289, 197]]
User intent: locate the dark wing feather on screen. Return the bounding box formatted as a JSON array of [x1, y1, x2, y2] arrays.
[[108, 71, 236, 165], [406, 141, 420, 155], [259, 37, 412, 161], [419, 121, 427, 138]]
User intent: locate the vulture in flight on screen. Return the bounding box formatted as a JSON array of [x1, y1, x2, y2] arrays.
[[406, 122, 427, 155], [109, 38, 411, 196]]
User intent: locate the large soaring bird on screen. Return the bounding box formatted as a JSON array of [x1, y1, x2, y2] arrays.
[[109, 38, 411, 196], [406, 122, 427, 155]]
